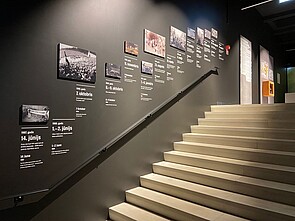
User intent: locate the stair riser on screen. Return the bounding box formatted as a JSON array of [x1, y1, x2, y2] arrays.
[[126, 192, 206, 221], [109, 210, 133, 221], [198, 119, 295, 129], [191, 127, 295, 140], [153, 164, 295, 206], [174, 143, 295, 167], [140, 177, 295, 221], [205, 112, 295, 120], [211, 105, 295, 112], [164, 153, 295, 185], [182, 134, 295, 152]]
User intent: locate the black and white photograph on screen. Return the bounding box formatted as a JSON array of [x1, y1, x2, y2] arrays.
[[124, 41, 139, 56], [211, 28, 218, 39], [105, 63, 122, 79], [205, 29, 211, 39], [21, 105, 49, 124], [144, 29, 166, 58], [196, 27, 204, 46], [58, 43, 96, 83], [141, 61, 153, 75], [187, 27, 196, 40], [170, 26, 186, 51]]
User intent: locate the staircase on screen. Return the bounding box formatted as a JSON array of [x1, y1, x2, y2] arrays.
[[109, 104, 295, 221]]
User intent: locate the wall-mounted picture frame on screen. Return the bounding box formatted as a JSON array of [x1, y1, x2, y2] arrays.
[[196, 27, 204, 46], [211, 28, 218, 39], [105, 63, 121, 79], [144, 29, 166, 58], [58, 43, 96, 83], [124, 41, 139, 56], [205, 29, 211, 39], [21, 105, 50, 124], [141, 61, 153, 75], [187, 27, 196, 40], [170, 26, 186, 51]]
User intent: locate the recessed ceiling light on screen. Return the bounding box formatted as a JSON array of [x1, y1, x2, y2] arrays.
[[279, 0, 292, 3]]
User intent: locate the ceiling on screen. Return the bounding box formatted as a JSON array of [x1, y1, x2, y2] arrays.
[[241, 0, 295, 64]]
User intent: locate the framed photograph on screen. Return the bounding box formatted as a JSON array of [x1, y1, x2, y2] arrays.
[[144, 29, 166, 58], [124, 41, 139, 56], [170, 26, 186, 51], [141, 61, 153, 75], [205, 29, 211, 39], [105, 63, 121, 79], [58, 43, 96, 83], [211, 28, 218, 39], [196, 27, 204, 46], [21, 105, 49, 124], [187, 27, 196, 40]]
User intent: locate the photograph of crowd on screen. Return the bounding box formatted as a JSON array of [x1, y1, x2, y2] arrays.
[[105, 63, 122, 79], [205, 29, 211, 39], [196, 27, 204, 46], [21, 105, 49, 124], [170, 26, 186, 51], [124, 41, 139, 56], [212, 28, 218, 39], [144, 29, 166, 58], [187, 27, 196, 40], [141, 61, 153, 75], [58, 43, 96, 83]]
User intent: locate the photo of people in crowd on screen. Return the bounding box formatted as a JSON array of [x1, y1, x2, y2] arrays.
[[187, 27, 196, 40], [124, 41, 139, 56], [105, 63, 122, 79], [170, 26, 186, 51], [211, 28, 218, 39], [144, 29, 166, 58], [59, 43, 96, 83], [141, 61, 153, 75], [21, 105, 49, 124], [205, 29, 212, 39], [196, 27, 204, 46]]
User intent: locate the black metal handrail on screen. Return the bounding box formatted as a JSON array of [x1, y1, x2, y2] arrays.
[[0, 68, 218, 219]]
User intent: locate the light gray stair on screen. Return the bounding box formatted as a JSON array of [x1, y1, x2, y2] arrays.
[[109, 202, 170, 221], [210, 103, 295, 112], [191, 125, 295, 140], [140, 173, 295, 221], [164, 150, 295, 184], [198, 118, 295, 129], [174, 141, 295, 166], [126, 187, 249, 221], [182, 133, 295, 152], [205, 110, 295, 120], [152, 161, 295, 206]]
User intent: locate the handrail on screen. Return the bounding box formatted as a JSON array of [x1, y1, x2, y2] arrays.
[[1, 68, 218, 217]]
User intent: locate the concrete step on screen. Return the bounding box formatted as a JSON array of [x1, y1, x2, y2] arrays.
[[211, 104, 295, 112], [198, 118, 295, 129], [191, 125, 295, 140], [182, 133, 295, 152], [174, 141, 295, 167], [109, 202, 170, 221], [205, 111, 295, 120], [126, 187, 249, 221], [140, 173, 295, 221], [153, 161, 295, 206], [164, 151, 295, 184]]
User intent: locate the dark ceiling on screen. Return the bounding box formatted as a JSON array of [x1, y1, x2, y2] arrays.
[[241, 0, 295, 65]]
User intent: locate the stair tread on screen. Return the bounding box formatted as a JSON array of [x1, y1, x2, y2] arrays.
[[165, 151, 295, 172], [153, 161, 295, 193], [126, 187, 249, 221], [183, 132, 295, 143], [109, 202, 170, 221], [199, 118, 295, 122], [140, 173, 295, 216], [191, 125, 295, 133], [174, 141, 295, 156]]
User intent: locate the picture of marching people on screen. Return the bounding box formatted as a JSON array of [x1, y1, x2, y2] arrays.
[[144, 29, 166, 58], [170, 26, 186, 51]]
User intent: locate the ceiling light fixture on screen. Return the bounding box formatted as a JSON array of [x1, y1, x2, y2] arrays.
[[241, 0, 273, 10], [279, 0, 292, 3]]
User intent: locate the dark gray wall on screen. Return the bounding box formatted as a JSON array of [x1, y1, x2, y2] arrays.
[[0, 0, 286, 220]]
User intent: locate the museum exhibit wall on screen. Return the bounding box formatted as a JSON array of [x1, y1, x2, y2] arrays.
[[0, 0, 286, 220]]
